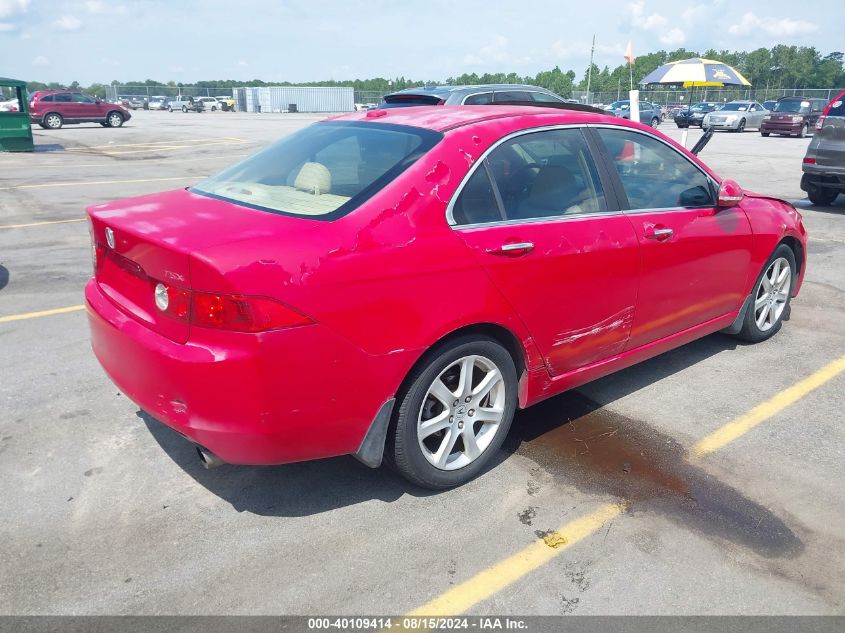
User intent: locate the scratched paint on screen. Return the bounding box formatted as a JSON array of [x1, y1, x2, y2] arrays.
[[552, 306, 635, 347]]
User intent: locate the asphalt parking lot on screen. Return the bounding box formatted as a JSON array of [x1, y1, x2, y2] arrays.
[[1, 110, 844, 616]]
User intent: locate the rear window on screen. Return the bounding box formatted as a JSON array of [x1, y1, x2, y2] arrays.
[[380, 94, 443, 108], [192, 122, 442, 220]]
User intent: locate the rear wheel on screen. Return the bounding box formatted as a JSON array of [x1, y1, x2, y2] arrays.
[[735, 245, 796, 343], [44, 113, 63, 129], [106, 111, 124, 128], [761, 131, 770, 137], [386, 336, 517, 489], [807, 185, 839, 206]]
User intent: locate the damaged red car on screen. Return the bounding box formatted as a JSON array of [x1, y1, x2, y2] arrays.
[[86, 104, 807, 489]]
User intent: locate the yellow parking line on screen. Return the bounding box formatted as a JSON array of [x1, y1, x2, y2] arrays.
[[691, 353, 845, 458], [405, 352, 845, 616], [0, 305, 85, 323], [0, 218, 86, 230], [0, 176, 197, 191], [408, 503, 624, 616]]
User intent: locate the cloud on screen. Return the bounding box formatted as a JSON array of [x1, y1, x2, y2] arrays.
[[53, 14, 82, 30], [84, 1, 126, 15], [0, 21, 15, 31], [626, 0, 686, 46], [463, 34, 531, 67], [0, 0, 29, 19], [729, 13, 817, 37], [238, 60, 248, 67], [32, 55, 48, 66]]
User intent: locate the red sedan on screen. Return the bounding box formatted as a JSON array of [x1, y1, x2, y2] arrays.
[[86, 105, 807, 489]]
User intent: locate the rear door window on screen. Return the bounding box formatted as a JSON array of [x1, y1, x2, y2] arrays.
[[451, 128, 608, 224], [54, 93, 72, 102], [494, 91, 532, 102]]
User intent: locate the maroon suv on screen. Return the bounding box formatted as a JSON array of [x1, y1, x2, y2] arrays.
[[29, 90, 131, 130]]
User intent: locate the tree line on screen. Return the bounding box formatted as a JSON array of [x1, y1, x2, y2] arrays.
[[25, 45, 844, 99]]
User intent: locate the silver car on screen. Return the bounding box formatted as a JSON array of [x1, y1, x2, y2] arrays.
[[380, 84, 566, 107], [703, 100, 768, 132]]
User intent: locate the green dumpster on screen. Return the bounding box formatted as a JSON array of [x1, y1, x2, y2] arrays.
[[0, 77, 34, 152]]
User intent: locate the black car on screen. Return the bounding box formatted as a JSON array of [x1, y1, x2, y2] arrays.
[[674, 102, 720, 128], [800, 90, 845, 205]]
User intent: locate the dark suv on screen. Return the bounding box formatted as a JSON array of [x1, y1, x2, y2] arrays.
[[761, 96, 827, 138], [29, 90, 131, 129], [801, 90, 845, 205]]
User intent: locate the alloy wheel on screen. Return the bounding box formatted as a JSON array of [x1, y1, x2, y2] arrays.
[[45, 114, 61, 129], [754, 257, 791, 332], [417, 354, 506, 471], [108, 113, 122, 127]]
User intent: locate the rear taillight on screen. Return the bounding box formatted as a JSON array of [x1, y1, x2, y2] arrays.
[[192, 292, 312, 332], [803, 157, 816, 164], [153, 284, 312, 332], [815, 116, 826, 131]]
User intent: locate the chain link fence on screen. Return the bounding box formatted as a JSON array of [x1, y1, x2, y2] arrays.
[[572, 87, 844, 106]]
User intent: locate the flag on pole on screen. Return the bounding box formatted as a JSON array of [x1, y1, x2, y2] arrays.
[[624, 41, 634, 64]]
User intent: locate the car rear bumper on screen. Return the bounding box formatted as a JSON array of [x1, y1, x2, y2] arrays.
[[86, 279, 407, 465], [801, 170, 845, 192]]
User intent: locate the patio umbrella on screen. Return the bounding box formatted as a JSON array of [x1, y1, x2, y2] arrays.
[[639, 57, 751, 87]]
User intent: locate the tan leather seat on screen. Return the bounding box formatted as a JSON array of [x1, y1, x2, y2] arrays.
[[294, 162, 331, 195]]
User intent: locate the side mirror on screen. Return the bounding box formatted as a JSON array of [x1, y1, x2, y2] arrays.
[[717, 179, 744, 207]]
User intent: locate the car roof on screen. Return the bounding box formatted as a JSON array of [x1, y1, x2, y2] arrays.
[[326, 105, 620, 132]]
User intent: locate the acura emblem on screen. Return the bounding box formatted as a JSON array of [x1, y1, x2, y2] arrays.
[[105, 227, 115, 249]]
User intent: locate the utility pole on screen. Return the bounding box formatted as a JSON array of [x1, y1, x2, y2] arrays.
[[586, 34, 595, 104]]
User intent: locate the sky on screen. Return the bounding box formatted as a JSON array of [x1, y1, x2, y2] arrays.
[[0, 0, 841, 85]]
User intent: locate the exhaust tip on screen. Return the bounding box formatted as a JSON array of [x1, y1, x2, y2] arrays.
[[196, 446, 225, 469]]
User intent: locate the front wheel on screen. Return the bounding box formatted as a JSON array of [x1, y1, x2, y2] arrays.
[[106, 111, 124, 128], [798, 124, 808, 138], [734, 118, 746, 133], [168, 105, 173, 112], [211, 106, 217, 111], [650, 117, 660, 128], [761, 131, 770, 137], [734, 245, 796, 343], [182, 105, 188, 113], [386, 336, 517, 489]]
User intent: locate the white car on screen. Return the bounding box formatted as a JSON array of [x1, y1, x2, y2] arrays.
[[196, 97, 221, 111], [0, 98, 20, 112], [148, 96, 167, 110]]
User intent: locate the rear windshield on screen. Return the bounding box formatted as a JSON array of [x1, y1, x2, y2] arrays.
[[774, 100, 809, 114], [380, 94, 443, 108], [192, 122, 442, 220]]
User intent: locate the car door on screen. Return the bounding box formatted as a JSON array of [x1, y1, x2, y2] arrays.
[[71, 93, 100, 122], [52, 92, 74, 119], [748, 102, 764, 128], [449, 126, 641, 376], [591, 126, 753, 350]]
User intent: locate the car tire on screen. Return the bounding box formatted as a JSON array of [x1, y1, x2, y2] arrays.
[[761, 132, 770, 137], [734, 244, 796, 344], [43, 113, 63, 129], [168, 105, 173, 112], [211, 106, 217, 111], [182, 105, 188, 113], [106, 111, 124, 128], [734, 118, 746, 133], [650, 117, 660, 128], [676, 123, 686, 128], [99, 123, 108, 127], [385, 335, 518, 489], [798, 124, 808, 138], [807, 185, 839, 206]]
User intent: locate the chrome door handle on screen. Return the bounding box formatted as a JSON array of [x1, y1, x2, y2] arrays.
[[645, 228, 673, 241], [488, 242, 534, 255]]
